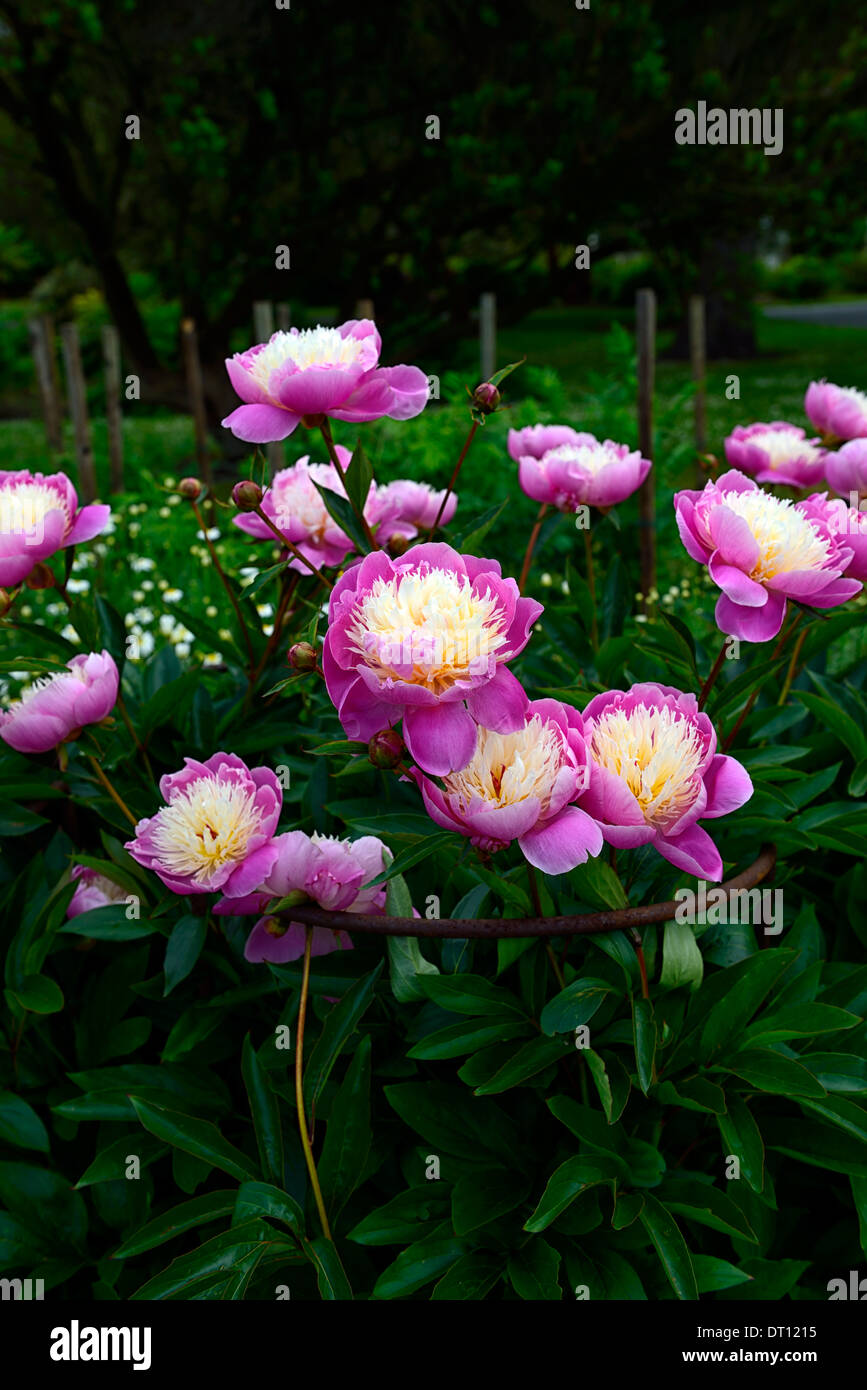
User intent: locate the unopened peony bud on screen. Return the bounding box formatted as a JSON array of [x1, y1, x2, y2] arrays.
[[178, 477, 204, 500], [232, 480, 264, 511], [472, 381, 501, 414], [368, 728, 406, 769], [288, 641, 318, 672], [24, 563, 55, 591]]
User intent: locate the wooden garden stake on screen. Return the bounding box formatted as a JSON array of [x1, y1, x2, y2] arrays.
[[101, 324, 124, 493], [479, 291, 497, 382], [60, 321, 96, 502], [180, 318, 213, 488], [28, 316, 63, 452]]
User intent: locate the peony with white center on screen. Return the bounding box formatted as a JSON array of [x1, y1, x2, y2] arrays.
[[714, 489, 832, 582], [749, 427, 823, 469], [248, 327, 367, 395], [0, 479, 69, 536], [271, 465, 345, 541], [348, 567, 509, 692], [151, 778, 266, 888], [589, 703, 704, 831], [544, 441, 622, 475], [443, 716, 564, 814]]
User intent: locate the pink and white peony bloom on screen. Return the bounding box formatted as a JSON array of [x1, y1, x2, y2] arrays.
[[213, 830, 392, 963], [125, 752, 282, 897], [724, 422, 825, 489], [323, 543, 542, 776], [805, 380, 867, 443], [0, 470, 110, 587], [411, 698, 603, 874], [824, 438, 867, 501], [797, 492, 867, 583], [0, 650, 119, 754], [368, 479, 458, 544], [67, 865, 127, 918], [222, 319, 428, 444], [509, 425, 651, 511], [674, 469, 861, 642], [576, 684, 753, 881], [233, 451, 357, 571]]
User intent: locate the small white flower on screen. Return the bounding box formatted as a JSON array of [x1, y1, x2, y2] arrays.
[[164, 589, 184, 603], [159, 614, 177, 636], [60, 624, 81, 644], [130, 556, 156, 573], [159, 507, 171, 518], [175, 642, 191, 658], [202, 652, 223, 667], [197, 527, 221, 541], [205, 605, 218, 618]]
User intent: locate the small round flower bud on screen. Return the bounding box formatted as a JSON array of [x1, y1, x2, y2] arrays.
[[368, 728, 406, 769], [386, 532, 409, 557], [472, 381, 501, 414], [178, 477, 204, 501], [288, 641, 318, 672], [24, 563, 55, 591], [232, 480, 264, 511]]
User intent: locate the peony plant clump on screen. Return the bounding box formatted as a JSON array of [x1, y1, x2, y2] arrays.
[[2, 317, 866, 1305]]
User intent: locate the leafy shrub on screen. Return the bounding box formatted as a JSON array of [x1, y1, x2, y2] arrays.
[[1, 348, 866, 1304]]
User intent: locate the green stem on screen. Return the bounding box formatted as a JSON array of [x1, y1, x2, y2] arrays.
[[191, 499, 257, 671], [320, 420, 379, 550], [697, 637, 728, 711], [295, 927, 332, 1241], [518, 504, 548, 594], [583, 526, 598, 650], [427, 420, 479, 539], [252, 506, 334, 589]]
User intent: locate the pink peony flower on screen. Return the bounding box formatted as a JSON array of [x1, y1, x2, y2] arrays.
[[576, 684, 753, 881], [723, 422, 825, 489], [824, 438, 867, 501], [509, 425, 651, 511], [222, 319, 428, 444], [674, 469, 861, 642], [797, 492, 867, 583], [411, 698, 603, 874], [67, 865, 127, 918], [368, 480, 458, 544], [0, 650, 119, 754], [213, 830, 392, 963], [323, 543, 542, 776], [0, 470, 110, 587], [125, 752, 282, 897], [233, 451, 357, 571], [805, 379, 867, 443]]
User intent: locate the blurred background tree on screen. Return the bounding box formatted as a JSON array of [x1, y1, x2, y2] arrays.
[[0, 0, 864, 422]]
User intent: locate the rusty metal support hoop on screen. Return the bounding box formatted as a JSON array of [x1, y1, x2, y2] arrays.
[[274, 845, 777, 940]]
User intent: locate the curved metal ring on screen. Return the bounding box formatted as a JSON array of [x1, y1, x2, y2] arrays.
[[275, 845, 777, 939]]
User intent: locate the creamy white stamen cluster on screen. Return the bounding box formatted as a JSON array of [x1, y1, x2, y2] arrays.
[[545, 441, 621, 475], [151, 777, 264, 886], [589, 703, 704, 829], [248, 327, 366, 394], [443, 716, 563, 813], [9, 670, 80, 710], [717, 490, 832, 581], [749, 428, 823, 469], [0, 480, 69, 534], [348, 568, 509, 692]]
